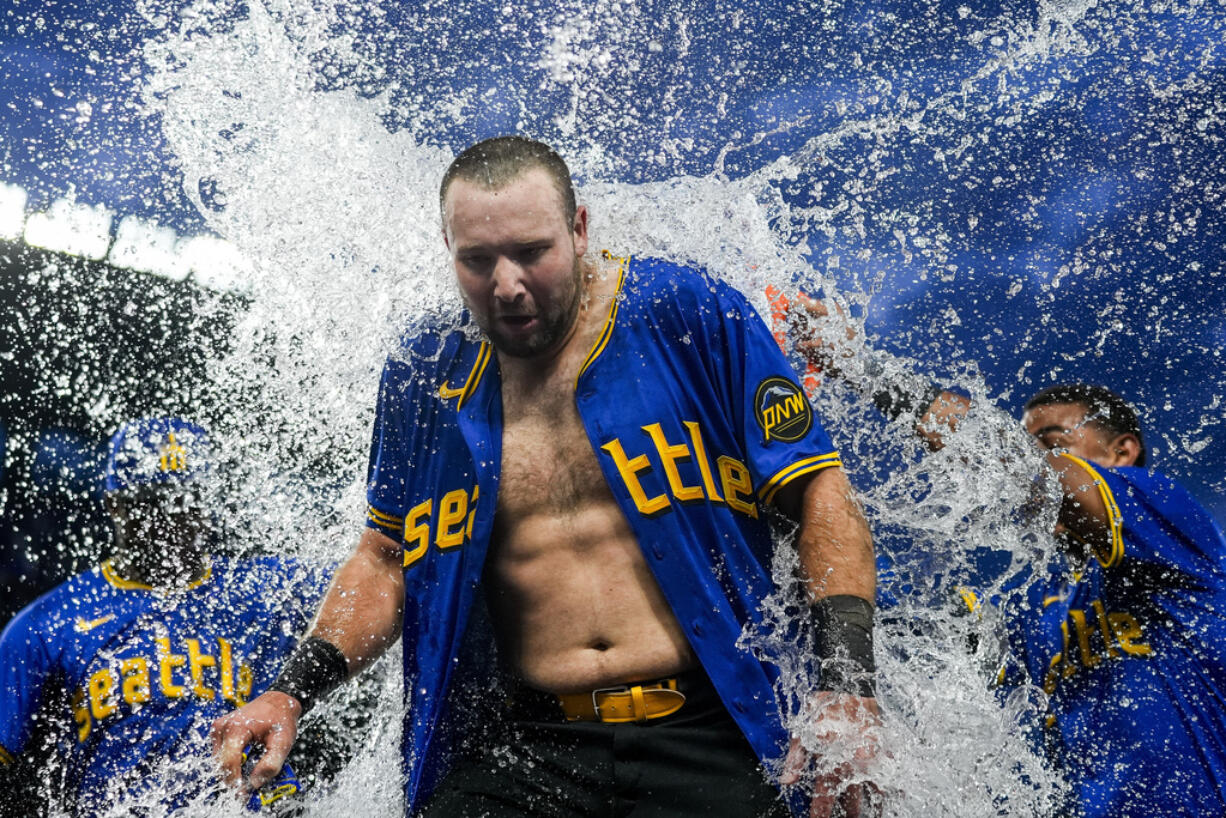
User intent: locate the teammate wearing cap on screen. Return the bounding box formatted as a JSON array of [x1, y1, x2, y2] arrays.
[[785, 296, 1226, 817], [0, 417, 327, 815]]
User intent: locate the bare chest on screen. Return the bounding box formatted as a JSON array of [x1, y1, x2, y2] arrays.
[[498, 383, 610, 518]]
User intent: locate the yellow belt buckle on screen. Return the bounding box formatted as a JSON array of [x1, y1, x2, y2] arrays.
[[591, 684, 624, 722]]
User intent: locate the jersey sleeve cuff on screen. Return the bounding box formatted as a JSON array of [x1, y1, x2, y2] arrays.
[[758, 452, 843, 506], [366, 504, 404, 536]]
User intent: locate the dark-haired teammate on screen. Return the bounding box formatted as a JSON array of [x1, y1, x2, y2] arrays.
[[788, 297, 1226, 817], [213, 136, 881, 817], [0, 418, 326, 815]]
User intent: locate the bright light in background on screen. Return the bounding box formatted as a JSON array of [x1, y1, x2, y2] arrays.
[[110, 215, 192, 281], [24, 198, 113, 259], [179, 235, 253, 293], [0, 179, 251, 292], [0, 183, 27, 239]]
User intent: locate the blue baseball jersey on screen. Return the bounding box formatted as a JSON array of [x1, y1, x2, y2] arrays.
[[0, 556, 327, 813], [1005, 456, 1226, 817], [365, 255, 844, 813]]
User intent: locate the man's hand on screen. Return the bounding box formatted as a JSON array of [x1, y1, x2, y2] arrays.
[[211, 690, 303, 794], [788, 293, 859, 381], [781, 691, 883, 818]]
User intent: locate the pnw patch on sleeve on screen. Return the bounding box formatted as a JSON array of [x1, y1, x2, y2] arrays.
[[754, 376, 812, 443]]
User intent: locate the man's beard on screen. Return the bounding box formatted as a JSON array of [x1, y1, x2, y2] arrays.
[[481, 259, 583, 358]]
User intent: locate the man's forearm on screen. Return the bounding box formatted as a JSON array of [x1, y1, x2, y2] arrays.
[[796, 468, 875, 603], [272, 528, 404, 712], [310, 536, 405, 675], [796, 468, 877, 698]]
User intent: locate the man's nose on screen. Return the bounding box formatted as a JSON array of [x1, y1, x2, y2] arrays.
[[491, 257, 527, 302]]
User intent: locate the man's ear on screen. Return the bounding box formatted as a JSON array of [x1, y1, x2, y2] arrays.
[[1106, 433, 1142, 467], [572, 205, 589, 257]]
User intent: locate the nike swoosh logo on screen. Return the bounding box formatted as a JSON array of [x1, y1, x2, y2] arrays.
[[74, 615, 116, 633], [438, 382, 465, 399]]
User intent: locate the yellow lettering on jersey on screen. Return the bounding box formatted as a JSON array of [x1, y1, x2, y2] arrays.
[[717, 456, 758, 518], [1107, 612, 1152, 656], [683, 421, 724, 503], [436, 489, 468, 549], [1042, 653, 1062, 697], [88, 669, 118, 720], [1058, 621, 1075, 679], [157, 637, 187, 699], [236, 664, 254, 706], [465, 486, 480, 540], [219, 637, 236, 703], [403, 499, 432, 567], [121, 657, 151, 705], [1092, 600, 1119, 659], [1044, 600, 1153, 703], [186, 639, 217, 700], [642, 423, 704, 504], [1069, 609, 1101, 669], [601, 438, 670, 516], [72, 689, 91, 742]]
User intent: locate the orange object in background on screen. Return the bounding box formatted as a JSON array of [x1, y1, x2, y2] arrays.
[[764, 285, 821, 397]]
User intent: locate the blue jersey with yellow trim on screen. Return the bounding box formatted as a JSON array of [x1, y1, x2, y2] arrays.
[[366, 255, 842, 813], [1005, 459, 1226, 817], [0, 556, 326, 813]]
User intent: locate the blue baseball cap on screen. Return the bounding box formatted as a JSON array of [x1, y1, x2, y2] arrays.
[[104, 417, 212, 494]]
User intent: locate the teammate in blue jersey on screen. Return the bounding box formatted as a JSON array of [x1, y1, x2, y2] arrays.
[[788, 298, 1226, 816], [0, 417, 325, 815], [213, 136, 882, 817]]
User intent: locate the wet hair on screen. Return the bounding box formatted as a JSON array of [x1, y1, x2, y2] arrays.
[[1024, 383, 1147, 466], [439, 136, 577, 226]]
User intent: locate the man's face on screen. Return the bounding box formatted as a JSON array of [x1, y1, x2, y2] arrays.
[[443, 167, 588, 359], [111, 485, 208, 555], [1022, 401, 1128, 467]]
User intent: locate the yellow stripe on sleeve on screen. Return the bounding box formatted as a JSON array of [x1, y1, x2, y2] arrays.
[[759, 452, 843, 506], [1058, 453, 1125, 568], [0, 743, 14, 765], [367, 506, 404, 533]]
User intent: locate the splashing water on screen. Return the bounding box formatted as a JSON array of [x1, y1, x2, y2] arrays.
[[13, 0, 1224, 813]]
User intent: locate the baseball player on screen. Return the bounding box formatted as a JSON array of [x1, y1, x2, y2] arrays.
[[788, 294, 1226, 816], [0, 417, 326, 815], [213, 136, 882, 817]]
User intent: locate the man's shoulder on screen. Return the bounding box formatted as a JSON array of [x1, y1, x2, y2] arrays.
[[623, 255, 752, 320], [626, 255, 715, 296], [1, 567, 108, 643], [209, 555, 331, 617], [215, 553, 330, 589], [1103, 465, 1194, 509], [382, 311, 486, 389]]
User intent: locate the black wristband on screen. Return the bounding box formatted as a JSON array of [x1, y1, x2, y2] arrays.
[[270, 636, 349, 714], [812, 595, 876, 698], [871, 382, 943, 423]]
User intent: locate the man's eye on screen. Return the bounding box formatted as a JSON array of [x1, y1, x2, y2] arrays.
[[1039, 434, 1067, 450]]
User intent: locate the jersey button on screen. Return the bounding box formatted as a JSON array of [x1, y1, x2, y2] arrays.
[[690, 621, 704, 637]]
